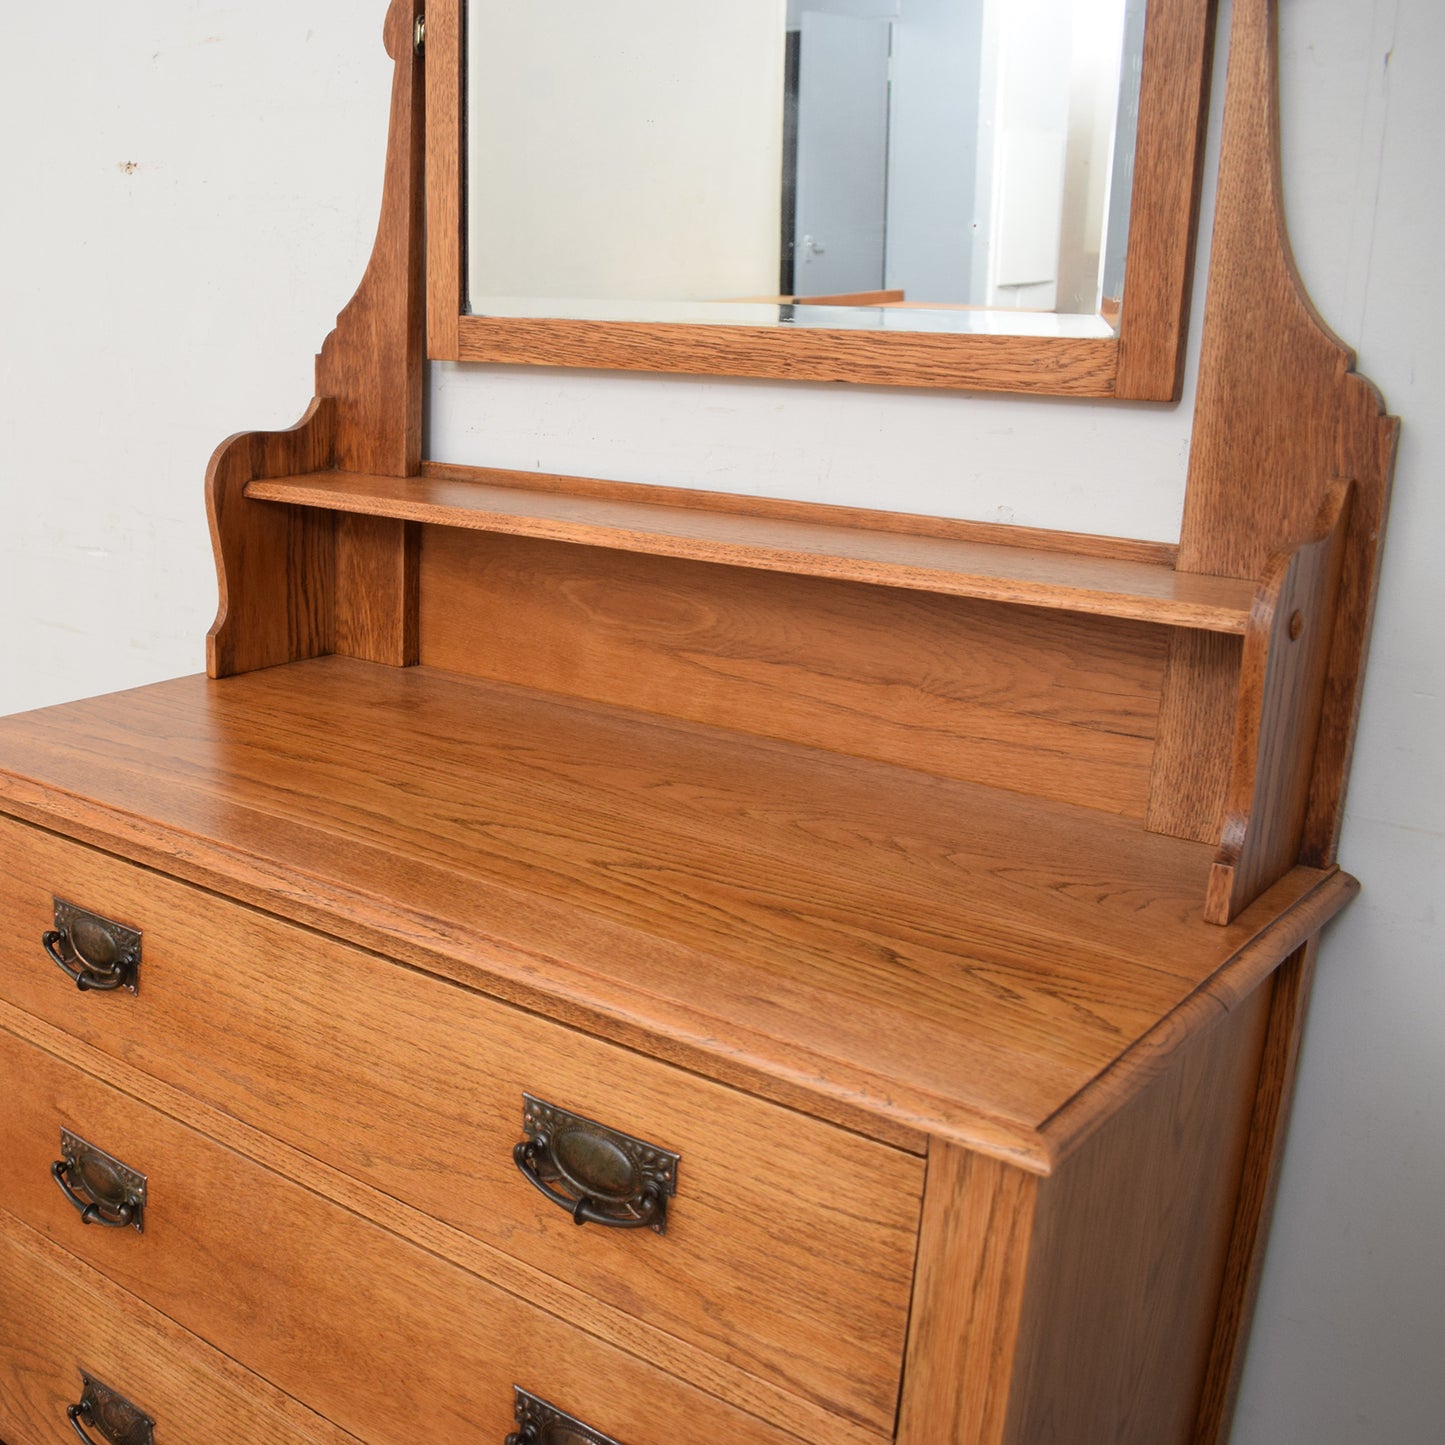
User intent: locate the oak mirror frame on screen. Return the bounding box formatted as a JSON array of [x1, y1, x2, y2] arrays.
[[425, 0, 1215, 399]]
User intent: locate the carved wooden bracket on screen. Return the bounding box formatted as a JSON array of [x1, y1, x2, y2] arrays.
[[1206, 481, 1352, 923]]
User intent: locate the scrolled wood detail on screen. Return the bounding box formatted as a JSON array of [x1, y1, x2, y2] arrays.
[[1156, 0, 1399, 864], [206, 0, 425, 677], [205, 398, 337, 678]]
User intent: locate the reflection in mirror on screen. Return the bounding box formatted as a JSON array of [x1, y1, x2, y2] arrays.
[[465, 0, 1147, 339]]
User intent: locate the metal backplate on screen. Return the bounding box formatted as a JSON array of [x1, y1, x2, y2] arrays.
[[508, 1387, 628, 1445], [60, 1129, 148, 1233], [52, 898, 142, 993], [521, 1093, 679, 1233], [73, 1368, 156, 1445]]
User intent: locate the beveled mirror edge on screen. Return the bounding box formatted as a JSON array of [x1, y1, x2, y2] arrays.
[[425, 0, 1215, 400]]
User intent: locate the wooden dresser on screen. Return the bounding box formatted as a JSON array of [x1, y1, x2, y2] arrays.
[[0, 3, 1397, 1443]]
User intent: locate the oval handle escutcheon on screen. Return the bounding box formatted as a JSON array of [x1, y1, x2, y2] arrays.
[[513, 1094, 678, 1234], [506, 1386, 629, 1445], [43, 898, 142, 994], [67, 1368, 155, 1445], [52, 1129, 148, 1232]]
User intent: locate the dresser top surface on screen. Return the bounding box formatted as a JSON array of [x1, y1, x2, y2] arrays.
[[0, 657, 1349, 1167]]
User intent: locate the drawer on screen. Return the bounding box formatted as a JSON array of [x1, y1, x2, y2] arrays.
[[0, 1208, 351, 1445], [0, 814, 923, 1432], [0, 998, 885, 1444]]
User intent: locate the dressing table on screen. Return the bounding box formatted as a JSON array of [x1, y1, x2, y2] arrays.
[[0, 2, 1397, 1442]]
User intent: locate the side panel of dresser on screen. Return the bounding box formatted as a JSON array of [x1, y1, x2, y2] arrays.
[[897, 969, 1277, 1444]]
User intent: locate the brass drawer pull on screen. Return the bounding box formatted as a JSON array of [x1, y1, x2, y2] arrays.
[[43, 898, 142, 994], [51, 1128, 147, 1232], [506, 1386, 627, 1445], [513, 1093, 678, 1234], [67, 1367, 155, 1445]]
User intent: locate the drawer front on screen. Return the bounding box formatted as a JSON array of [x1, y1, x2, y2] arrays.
[[0, 815, 922, 1431], [0, 1209, 350, 1445], [0, 999, 879, 1445]]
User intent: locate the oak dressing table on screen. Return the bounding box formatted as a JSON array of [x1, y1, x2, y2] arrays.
[[0, 2, 1396, 1442]]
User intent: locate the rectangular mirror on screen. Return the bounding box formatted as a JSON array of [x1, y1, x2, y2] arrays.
[[427, 0, 1214, 398]]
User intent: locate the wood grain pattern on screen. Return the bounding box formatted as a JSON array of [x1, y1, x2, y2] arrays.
[[1169, 0, 1397, 865], [0, 816, 922, 1433], [1001, 977, 1271, 1445], [248, 467, 1256, 632], [0, 997, 883, 1445], [418, 461, 1180, 569], [314, 0, 425, 665], [0, 659, 1352, 1168], [1192, 940, 1318, 1445], [0, 1211, 356, 1445], [0, 1025, 815, 1445], [1146, 629, 1243, 843], [1037, 871, 1355, 1167], [204, 396, 336, 677], [1206, 483, 1351, 923], [334, 512, 419, 665], [895, 1146, 1039, 1445], [419, 529, 1168, 817], [457, 315, 1123, 395], [428, 3, 1213, 397], [423, 0, 462, 359], [1112, 0, 1217, 400], [207, 0, 424, 678], [315, 0, 424, 477]]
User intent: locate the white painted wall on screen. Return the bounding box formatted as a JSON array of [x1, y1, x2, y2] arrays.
[[0, 2, 1440, 1440]]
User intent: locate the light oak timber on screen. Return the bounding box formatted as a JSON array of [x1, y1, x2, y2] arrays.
[[1, 0, 1398, 1439], [898, 980, 1270, 1445], [1193, 941, 1320, 1445], [204, 396, 337, 677], [334, 511, 420, 666], [206, 0, 424, 677], [423, 0, 463, 359], [419, 528, 1168, 818], [895, 1148, 1039, 1445], [0, 815, 922, 1433], [0, 1211, 358, 1445], [1147, 628, 1243, 844], [0, 998, 886, 1445], [425, 1, 1214, 400], [457, 316, 1124, 394], [1036, 872, 1355, 1166], [1112, 0, 1216, 400], [418, 460, 1180, 568], [1002, 980, 1271, 1445], [1206, 482, 1352, 922], [0, 1026, 817, 1445], [1158, 0, 1399, 856], [246, 467, 1257, 632], [0, 660, 1354, 1170], [314, 0, 424, 666]]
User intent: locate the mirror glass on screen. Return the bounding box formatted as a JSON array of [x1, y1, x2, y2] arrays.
[[465, 0, 1147, 340]]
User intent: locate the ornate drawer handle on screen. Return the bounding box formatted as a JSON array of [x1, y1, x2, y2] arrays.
[[67, 1368, 155, 1445], [43, 898, 142, 994], [513, 1093, 678, 1234], [51, 1129, 147, 1232], [506, 1386, 627, 1445]]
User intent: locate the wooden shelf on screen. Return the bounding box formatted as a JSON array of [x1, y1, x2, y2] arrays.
[[244, 467, 1257, 634], [0, 657, 1345, 1168]]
